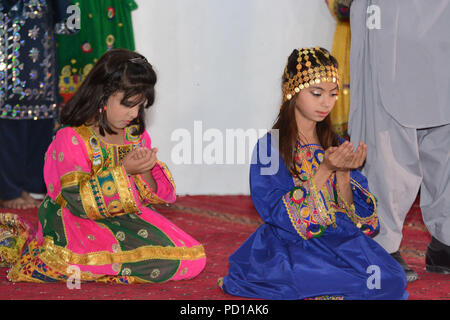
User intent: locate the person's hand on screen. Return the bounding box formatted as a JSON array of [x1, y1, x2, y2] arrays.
[[344, 141, 366, 170], [121, 147, 158, 175], [322, 141, 366, 172]]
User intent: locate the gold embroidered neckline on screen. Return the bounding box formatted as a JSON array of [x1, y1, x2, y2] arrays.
[[85, 125, 129, 147]]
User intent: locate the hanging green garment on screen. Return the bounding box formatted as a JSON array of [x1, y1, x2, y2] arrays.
[[56, 0, 138, 102]]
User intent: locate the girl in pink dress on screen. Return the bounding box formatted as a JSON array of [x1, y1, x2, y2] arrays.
[[0, 49, 206, 284]]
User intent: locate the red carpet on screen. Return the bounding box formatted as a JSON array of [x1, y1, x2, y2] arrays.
[[0, 195, 448, 300]]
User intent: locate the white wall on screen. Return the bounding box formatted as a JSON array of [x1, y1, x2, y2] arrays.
[[132, 0, 335, 195]]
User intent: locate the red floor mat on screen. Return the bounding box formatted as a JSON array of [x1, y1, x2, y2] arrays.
[[0, 195, 448, 300]]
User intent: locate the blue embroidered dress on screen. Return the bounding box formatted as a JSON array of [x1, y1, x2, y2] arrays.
[[220, 133, 408, 300]]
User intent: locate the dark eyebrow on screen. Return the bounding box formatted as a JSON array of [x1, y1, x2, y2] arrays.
[[311, 85, 339, 91]]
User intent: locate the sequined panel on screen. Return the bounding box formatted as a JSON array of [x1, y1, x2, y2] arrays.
[[0, 0, 58, 120]]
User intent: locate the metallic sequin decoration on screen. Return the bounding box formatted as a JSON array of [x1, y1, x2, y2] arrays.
[[112, 263, 121, 272], [27, 25, 39, 40], [180, 267, 188, 276], [121, 268, 132, 276], [150, 268, 160, 279], [115, 231, 125, 242], [282, 47, 340, 104], [0, 1, 58, 120], [29, 68, 37, 79], [112, 243, 120, 253], [137, 229, 148, 239]]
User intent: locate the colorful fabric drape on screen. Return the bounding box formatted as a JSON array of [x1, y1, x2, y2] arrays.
[[220, 133, 408, 300], [56, 0, 138, 102], [0, 213, 36, 267], [326, 0, 352, 137], [1, 125, 206, 283], [0, 0, 69, 120]]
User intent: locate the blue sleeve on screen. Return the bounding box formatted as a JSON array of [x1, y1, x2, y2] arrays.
[[347, 169, 380, 236], [249, 134, 295, 231], [337, 136, 379, 236]]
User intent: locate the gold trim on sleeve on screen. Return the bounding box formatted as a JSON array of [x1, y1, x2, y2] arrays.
[[134, 175, 167, 205], [134, 160, 177, 205], [110, 166, 139, 214], [80, 179, 104, 220], [60, 171, 90, 189]]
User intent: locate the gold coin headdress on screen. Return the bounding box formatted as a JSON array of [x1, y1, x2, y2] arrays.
[[282, 47, 339, 103]]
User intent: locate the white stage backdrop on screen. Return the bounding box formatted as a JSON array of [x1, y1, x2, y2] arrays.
[[132, 0, 335, 195]]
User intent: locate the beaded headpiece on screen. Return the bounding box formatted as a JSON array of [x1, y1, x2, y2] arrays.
[[282, 47, 339, 103]]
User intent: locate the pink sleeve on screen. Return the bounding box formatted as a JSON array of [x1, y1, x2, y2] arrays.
[[44, 127, 91, 202], [133, 130, 176, 205]]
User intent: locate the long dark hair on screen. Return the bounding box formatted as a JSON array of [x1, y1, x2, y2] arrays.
[[60, 49, 157, 136], [273, 47, 339, 179]]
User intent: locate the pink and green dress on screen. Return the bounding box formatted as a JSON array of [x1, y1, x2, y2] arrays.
[[0, 125, 206, 283]]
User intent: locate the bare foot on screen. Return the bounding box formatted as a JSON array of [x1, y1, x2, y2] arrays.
[[1, 197, 30, 210], [21, 191, 42, 208]]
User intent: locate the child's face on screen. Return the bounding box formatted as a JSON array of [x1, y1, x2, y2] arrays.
[[105, 91, 143, 131], [294, 81, 339, 123]]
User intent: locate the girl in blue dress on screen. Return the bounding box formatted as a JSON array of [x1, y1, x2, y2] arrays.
[[219, 47, 408, 300]]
